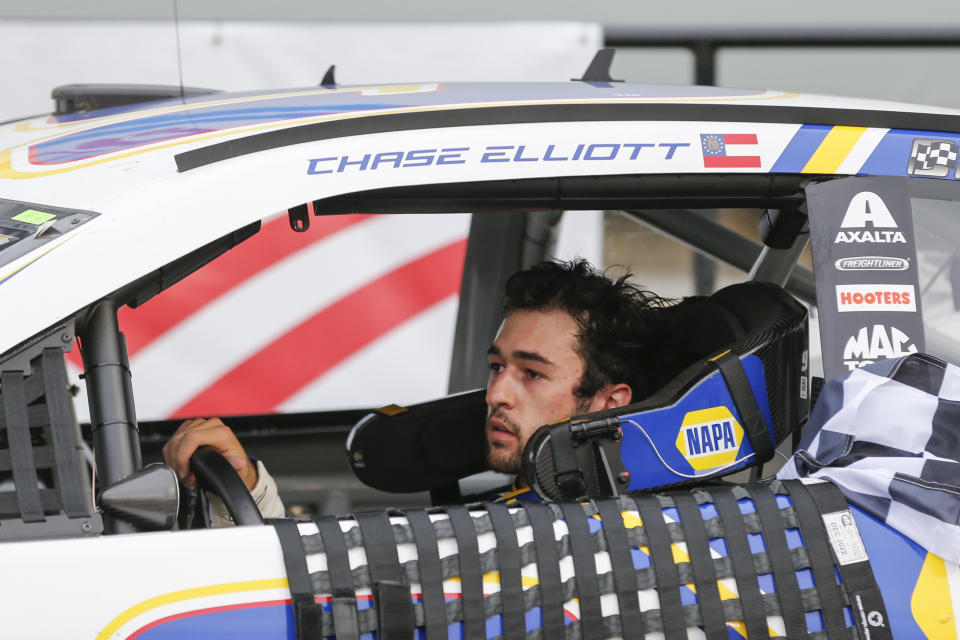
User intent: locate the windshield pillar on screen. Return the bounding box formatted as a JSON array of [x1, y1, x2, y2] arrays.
[[748, 234, 810, 286], [78, 299, 142, 534]]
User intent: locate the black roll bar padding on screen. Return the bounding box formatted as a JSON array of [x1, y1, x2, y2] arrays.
[[189, 446, 264, 526]]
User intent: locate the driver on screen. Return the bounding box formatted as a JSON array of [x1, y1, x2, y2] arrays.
[[162, 259, 669, 521]]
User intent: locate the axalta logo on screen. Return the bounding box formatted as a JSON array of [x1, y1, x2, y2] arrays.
[[675, 407, 744, 471], [843, 324, 917, 370], [835, 192, 906, 244], [836, 284, 916, 312], [835, 256, 909, 271]]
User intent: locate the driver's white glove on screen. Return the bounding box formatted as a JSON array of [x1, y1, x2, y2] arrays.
[[206, 460, 285, 526]]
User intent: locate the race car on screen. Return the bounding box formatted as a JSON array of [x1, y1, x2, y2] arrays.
[[2, 60, 960, 638]]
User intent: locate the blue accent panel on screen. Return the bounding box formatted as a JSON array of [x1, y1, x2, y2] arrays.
[[709, 537, 729, 557], [524, 607, 543, 632], [619, 355, 776, 491], [805, 610, 825, 633], [486, 614, 501, 637], [757, 573, 774, 593], [631, 546, 652, 569], [748, 533, 765, 553], [700, 503, 719, 520], [134, 603, 295, 639], [771, 125, 832, 173], [860, 128, 960, 178], [785, 527, 804, 550], [737, 498, 755, 514], [587, 516, 603, 533], [796, 567, 814, 590], [662, 507, 680, 522]]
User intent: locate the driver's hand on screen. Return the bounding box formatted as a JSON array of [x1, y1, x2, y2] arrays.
[[162, 418, 259, 491]]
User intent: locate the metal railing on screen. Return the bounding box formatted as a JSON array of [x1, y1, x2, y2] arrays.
[[603, 26, 960, 86]]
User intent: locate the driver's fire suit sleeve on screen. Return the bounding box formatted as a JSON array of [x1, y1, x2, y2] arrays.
[[206, 459, 286, 526]]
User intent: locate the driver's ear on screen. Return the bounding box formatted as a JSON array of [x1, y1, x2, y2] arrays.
[[594, 383, 632, 411]]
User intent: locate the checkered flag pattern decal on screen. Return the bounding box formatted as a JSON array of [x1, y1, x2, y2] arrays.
[[908, 138, 960, 177], [779, 352, 960, 562]]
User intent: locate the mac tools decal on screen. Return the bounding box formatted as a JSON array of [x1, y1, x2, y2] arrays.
[[806, 178, 924, 379]]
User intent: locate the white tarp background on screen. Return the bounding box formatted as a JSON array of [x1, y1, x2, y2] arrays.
[[2, 21, 604, 419], [1, 21, 603, 120]]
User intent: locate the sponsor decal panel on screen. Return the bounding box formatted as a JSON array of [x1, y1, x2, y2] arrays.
[[834, 191, 906, 244], [906, 138, 960, 178], [306, 141, 693, 175], [834, 229, 905, 244], [675, 406, 744, 471], [806, 179, 924, 378], [836, 284, 915, 312], [835, 256, 908, 271], [843, 324, 917, 370]]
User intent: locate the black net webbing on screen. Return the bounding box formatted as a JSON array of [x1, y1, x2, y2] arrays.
[[0, 348, 99, 539], [279, 481, 874, 639]]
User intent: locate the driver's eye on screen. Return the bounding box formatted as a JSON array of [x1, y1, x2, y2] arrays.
[[489, 362, 505, 374]]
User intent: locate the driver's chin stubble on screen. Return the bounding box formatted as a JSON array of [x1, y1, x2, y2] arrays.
[[486, 412, 523, 475], [486, 444, 521, 475]]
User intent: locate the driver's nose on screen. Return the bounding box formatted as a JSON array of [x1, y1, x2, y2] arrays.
[[486, 368, 517, 410]]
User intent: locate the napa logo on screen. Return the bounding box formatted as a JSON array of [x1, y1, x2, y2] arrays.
[[674, 406, 744, 471]]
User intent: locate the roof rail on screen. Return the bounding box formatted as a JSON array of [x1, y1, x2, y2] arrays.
[[51, 83, 220, 115]]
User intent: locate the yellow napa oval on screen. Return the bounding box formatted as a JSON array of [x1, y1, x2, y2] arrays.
[[674, 406, 744, 471]]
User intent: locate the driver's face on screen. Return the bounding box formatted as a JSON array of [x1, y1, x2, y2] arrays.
[[485, 309, 589, 475]]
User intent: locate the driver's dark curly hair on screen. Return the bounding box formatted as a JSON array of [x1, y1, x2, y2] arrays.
[[502, 259, 669, 407]]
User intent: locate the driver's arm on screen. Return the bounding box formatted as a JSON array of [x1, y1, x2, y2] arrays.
[[162, 417, 285, 524], [206, 459, 284, 526]]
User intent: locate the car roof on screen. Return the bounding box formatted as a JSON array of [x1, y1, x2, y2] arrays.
[[2, 81, 960, 357]]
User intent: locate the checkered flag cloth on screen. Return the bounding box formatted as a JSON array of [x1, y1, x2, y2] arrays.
[[778, 352, 960, 562], [915, 140, 958, 170]]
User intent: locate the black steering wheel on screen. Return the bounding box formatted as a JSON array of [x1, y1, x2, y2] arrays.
[[189, 445, 264, 526]]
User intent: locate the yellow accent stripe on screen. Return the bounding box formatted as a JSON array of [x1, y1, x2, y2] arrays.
[[96, 578, 288, 640], [912, 554, 957, 639], [708, 349, 731, 362], [802, 126, 867, 174], [499, 486, 534, 502]]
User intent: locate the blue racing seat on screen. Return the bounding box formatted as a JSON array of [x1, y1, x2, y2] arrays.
[[523, 280, 809, 500]]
